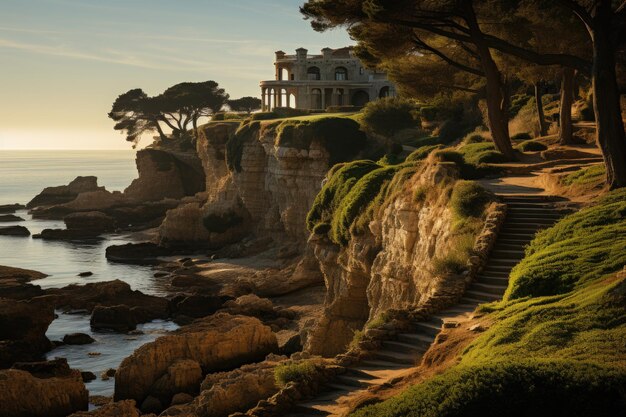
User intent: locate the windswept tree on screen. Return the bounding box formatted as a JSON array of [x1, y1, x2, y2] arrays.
[[302, 0, 626, 187], [228, 96, 262, 114], [108, 81, 229, 146]]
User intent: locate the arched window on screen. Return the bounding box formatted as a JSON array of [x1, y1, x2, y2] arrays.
[[311, 88, 322, 109], [335, 67, 348, 81], [379, 86, 390, 98], [307, 67, 321, 80]]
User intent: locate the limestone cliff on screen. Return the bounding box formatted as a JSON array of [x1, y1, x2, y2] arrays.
[[305, 159, 499, 356]]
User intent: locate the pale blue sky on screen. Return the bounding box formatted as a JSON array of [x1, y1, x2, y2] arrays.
[[0, 0, 352, 149]]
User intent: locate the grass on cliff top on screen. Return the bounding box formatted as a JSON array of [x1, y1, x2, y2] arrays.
[[561, 164, 606, 187], [351, 188, 626, 417], [274, 360, 317, 387]]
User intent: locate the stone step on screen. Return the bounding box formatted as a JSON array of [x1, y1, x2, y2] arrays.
[[488, 257, 523, 266], [483, 264, 515, 272], [413, 320, 443, 337], [479, 269, 510, 279], [504, 202, 556, 209], [502, 223, 543, 230], [335, 374, 374, 388], [397, 332, 435, 349], [495, 240, 531, 248], [498, 231, 539, 240], [372, 349, 418, 365], [471, 282, 508, 295], [499, 195, 564, 201], [506, 219, 558, 227], [474, 275, 510, 286], [464, 290, 501, 302], [381, 339, 425, 354], [326, 382, 360, 393], [359, 359, 409, 370], [507, 210, 564, 218]]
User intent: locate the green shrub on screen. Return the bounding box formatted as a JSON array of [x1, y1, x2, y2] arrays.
[[274, 361, 317, 387], [224, 112, 247, 120], [419, 105, 438, 121], [226, 121, 260, 172], [457, 142, 509, 165], [202, 211, 244, 233], [406, 145, 443, 162], [212, 112, 225, 121], [450, 180, 494, 219], [511, 132, 533, 141], [378, 153, 405, 166], [250, 111, 279, 120], [406, 136, 442, 148], [273, 107, 310, 118], [352, 361, 626, 417], [361, 97, 418, 137], [516, 140, 548, 152], [509, 94, 533, 118], [326, 105, 362, 113], [312, 222, 331, 235], [562, 164, 605, 186], [505, 188, 626, 300], [463, 134, 488, 144]]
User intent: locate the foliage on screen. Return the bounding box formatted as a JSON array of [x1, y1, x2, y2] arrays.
[[360, 97, 418, 137], [274, 361, 317, 387], [511, 132, 533, 141], [450, 180, 494, 219], [463, 133, 488, 144], [562, 164, 606, 187], [227, 96, 262, 114], [406, 145, 443, 162], [202, 211, 244, 234], [226, 121, 260, 172], [352, 360, 626, 417], [509, 94, 533, 118], [516, 140, 548, 152], [456, 142, 509, 165], [326, 105, 362, 113], [505, 189, 626, 300], [250, 112, 279, 121]]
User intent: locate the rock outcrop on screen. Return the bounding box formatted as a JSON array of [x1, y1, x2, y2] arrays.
[[27, 176, 102, 209], [124, 148, 205, 202], [0, 225, 30, 236], [0, 365, 88, 417], [68, 400, 139, 417], [0, 298, 54, 367], [114, 314, 278, 409], [0, 265, 46, 300], [64, 211, 116, 232], [0, 214, 24, 222], [306, 161, 491, 356]]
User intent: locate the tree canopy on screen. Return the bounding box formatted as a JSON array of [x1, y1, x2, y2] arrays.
[[228, 96, 262, 114]]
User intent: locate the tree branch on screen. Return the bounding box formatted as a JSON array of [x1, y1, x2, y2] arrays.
[[412, 36, 484, 76]]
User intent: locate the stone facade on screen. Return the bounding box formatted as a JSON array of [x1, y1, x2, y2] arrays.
[[260, 47, 395, 111]]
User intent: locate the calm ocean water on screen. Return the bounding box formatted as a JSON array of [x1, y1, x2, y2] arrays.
[[0, 150, 177, 397]]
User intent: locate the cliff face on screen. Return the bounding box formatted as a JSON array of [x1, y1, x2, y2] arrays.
[[159, 121, 347, 247], [306, 161, 493, 356]]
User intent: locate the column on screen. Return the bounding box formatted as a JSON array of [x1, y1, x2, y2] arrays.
[[321, 89, 326, 110], [286, 92, 291, 108], [261, 88, 266, 112]]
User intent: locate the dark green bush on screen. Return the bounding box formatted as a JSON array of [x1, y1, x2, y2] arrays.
[[273, 107, 310, 118], [312, 223, 331, 235], [326, 105, 362, 113], [450, 180, 494, 219], [250, 111, 279, 121], [511, 132, 533, 141], [419, 105, 438, 121], [353, 361, 626, 417], [274, 361, 317, 387], [562, 164, 605, 187], [463, 134, 488, 144], [202, 211, 244, 233], [361, 97, 419, 137], [510, 94, 532, 118], [406, 145, 444, 162], [212, 112, 225, 121], [517, 140, 548, 152]]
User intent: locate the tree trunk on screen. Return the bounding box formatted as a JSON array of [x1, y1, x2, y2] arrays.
[[591, 2, 626, 189], [559, 68, 574, 145], [464, 3, 514, 159], [535, 82, 548, 137], [154, 122, 167, 141]]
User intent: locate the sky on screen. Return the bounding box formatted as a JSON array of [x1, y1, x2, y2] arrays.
[[0, 0, 352, 150]]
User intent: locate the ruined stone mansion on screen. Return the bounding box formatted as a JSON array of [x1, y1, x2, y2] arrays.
[[260, 47, 396, 111]]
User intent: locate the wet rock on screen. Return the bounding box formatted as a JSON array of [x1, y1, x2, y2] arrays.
[[78, 271, 93, 277], [154, 271, 169, 278], [0, 214, 24, 222], [170, 294, 230, 319], [90, 305, 137, 332], [0, 298, 54, 367], [140, 396, 163, 414], [104, 368, 116, 378], [64, 211, 116, 232], [45, 280, 169, 323], [34, 228, 103, 241], [27, 176, 102, 209], [0, 225, 30, 236], [170, 393, 194, 406], [81, 371, 97, 382], [69, 399, 139, 417], [0, 265, 47, 300], [0, 368, 88, 417], [63, 333, 95, 345], [105, 242, 179, 265], [12, 358, 72, 378], [114, 314, 278, 409], [0, 203, 25, 214]]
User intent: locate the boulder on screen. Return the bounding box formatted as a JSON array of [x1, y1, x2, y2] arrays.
[[0, 368, 88, 417], [0, 265, 46, 300], [223, 294, 275, 317], [190, 358, 283, 417], [90, 305, 137, 332], [81, 371, 97, 382], [63, 333, 95, 345], [170, 393, 194, 406], [140, 396, 163, 414], [105, 242, 179, 265], [170, 294, 230, 319], [45, 280, 169, 322], [27, 176, 102, 209], [114, 314, 278, 409], [0, 225, 30, 236], [12, 358, 72, 378], [34, 228, 104, 241], [0, 204, 25, 214], [68, 399, 140, 417], [0, 214, 24, 222], [0, 298, 54, 367], [149, 359, 202, 406], [64, 211, 116, 232]]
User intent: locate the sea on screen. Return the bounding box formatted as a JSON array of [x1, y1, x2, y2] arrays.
[[0, 150, 179, 398]]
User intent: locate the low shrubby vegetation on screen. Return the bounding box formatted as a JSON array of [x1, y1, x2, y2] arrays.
[[516, 140, 548, 152], [352, 188, 626, 417], [274, 360, 317, 387], [561, 164, 606, 187], [360, 97, 419, 137]]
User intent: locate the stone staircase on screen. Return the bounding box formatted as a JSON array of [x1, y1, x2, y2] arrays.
[[285, 194, 570, 417]]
